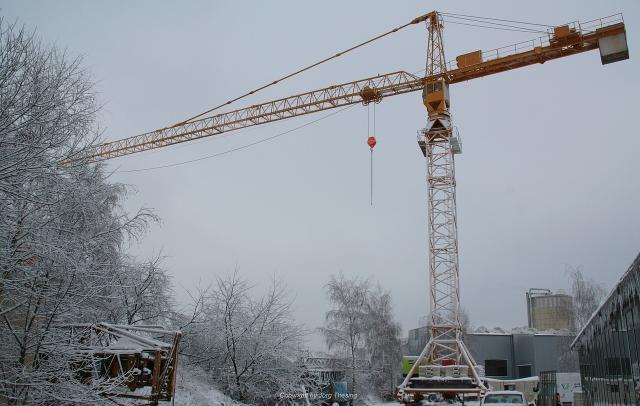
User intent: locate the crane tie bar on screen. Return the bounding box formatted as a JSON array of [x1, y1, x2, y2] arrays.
[[174, 12, 434, 127]]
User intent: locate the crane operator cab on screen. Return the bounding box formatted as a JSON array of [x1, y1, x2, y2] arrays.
[[419, 77, 459, 157], [422, 78, 450, 116]]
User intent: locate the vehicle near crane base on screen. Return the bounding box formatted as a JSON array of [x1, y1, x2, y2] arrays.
[[481, 391, 528, 406]]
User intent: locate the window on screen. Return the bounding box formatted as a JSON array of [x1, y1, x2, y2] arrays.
[[606, 357, 631, 376], [426, 81, 444, 93], [485, 359, 508, 377], [517, 364, 532, 378], [484, 393, 524, 404]]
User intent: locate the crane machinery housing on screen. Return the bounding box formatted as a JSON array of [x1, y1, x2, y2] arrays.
[[73, 10, 629, 404]]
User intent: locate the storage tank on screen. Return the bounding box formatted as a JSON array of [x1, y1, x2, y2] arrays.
[[526, 289, 575, 331]]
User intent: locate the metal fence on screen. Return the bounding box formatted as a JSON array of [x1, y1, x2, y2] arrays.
[[539, 370, 557, 406]]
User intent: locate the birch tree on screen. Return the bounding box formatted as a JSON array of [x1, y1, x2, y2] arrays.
[[566, 265, 606, 330], [321, 274, 403, 403], [365, 285, 402, 401], [320, 274, 370, 404]]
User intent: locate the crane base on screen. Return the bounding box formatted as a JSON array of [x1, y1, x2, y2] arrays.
[[396, 338, 486, 404]]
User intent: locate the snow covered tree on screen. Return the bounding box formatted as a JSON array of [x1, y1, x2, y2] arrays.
[[557, 334, 580, 372], [320, 274, 403, 403], [421, 305, 471, 338], [566, 265, 606, 330], [0, 20, 168, 403], [181, 270, 307, 405], [364, 285, 402, 401], [551, 265, 607, 374], [105, 255, 174, 325], [320, 273, 371, 404]]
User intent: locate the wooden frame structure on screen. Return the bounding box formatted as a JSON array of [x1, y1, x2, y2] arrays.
[[55, 323, 181, 405]]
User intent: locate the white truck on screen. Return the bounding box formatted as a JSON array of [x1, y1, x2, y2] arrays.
[[556, 373, 582, 405]]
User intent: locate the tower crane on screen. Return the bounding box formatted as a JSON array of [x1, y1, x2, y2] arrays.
[[75, 11, 629, 403]]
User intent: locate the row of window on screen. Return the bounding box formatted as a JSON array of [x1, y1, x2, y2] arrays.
[[486, 359, 509, 377], [484, 359, 533, 378], [574, 254, 640, 406]]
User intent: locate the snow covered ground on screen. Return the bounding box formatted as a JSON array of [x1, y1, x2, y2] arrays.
[[168, 372, 474, 406], [163, 366, 469, 406], [170, 367, 244, 406], [170, 371, 398, 406], [165, 367, 401, 405]]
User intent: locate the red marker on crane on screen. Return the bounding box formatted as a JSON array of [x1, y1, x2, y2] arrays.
[[367, 136, 377, 149]]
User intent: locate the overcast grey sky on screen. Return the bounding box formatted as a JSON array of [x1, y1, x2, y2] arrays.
[[3, 1, 638, 349]]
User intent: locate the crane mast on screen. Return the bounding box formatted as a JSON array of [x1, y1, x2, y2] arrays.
[[74, 10, 629, 404], [395, 13, 486, 401], [421, 10, 465, 372]]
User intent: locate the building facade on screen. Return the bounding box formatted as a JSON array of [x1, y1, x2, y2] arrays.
[[405, 327, 577, 380], [571, 252, 640, 406]]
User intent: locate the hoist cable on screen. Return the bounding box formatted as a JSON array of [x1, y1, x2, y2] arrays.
[[367, 104, 370, 139], [373, 101, 376, 136], [371, 102, 376, 206], [370, 147, 374, 206]]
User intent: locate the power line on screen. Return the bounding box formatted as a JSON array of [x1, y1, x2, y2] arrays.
[[115, 105, 356, 173]]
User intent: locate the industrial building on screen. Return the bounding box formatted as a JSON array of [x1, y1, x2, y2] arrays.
[[571, 252, 640, 406], [405, 286, 579, 380], [404, 327, 577, 380], [527, 289, 576, 331]]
